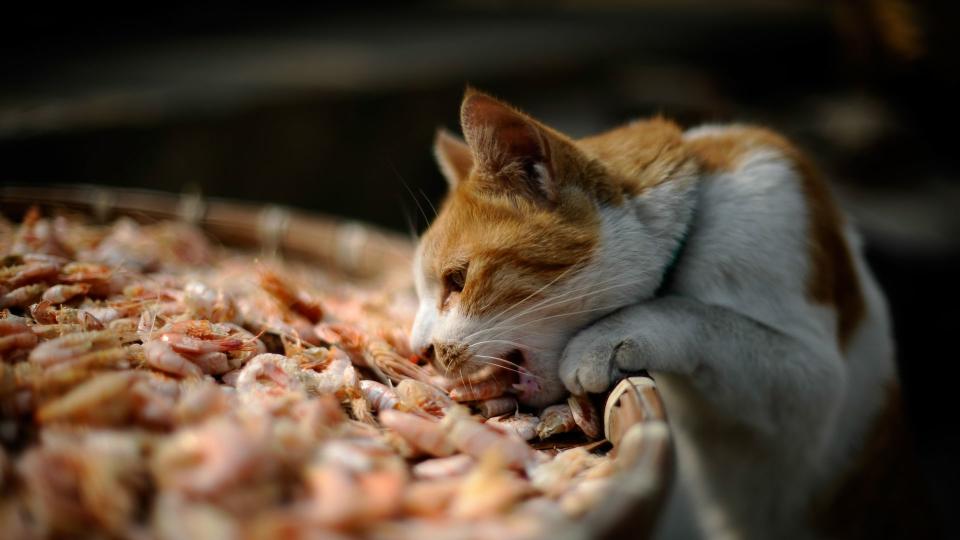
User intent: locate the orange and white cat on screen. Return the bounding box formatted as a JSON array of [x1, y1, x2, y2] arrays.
[[410, 89, 924, 538]]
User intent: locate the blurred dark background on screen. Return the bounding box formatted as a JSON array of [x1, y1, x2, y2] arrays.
[[1, 1, 957, 534]]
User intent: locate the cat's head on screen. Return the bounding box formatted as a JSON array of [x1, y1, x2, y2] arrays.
[[409, 89, 688, 405]]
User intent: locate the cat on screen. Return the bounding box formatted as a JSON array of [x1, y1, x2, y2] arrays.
[[409, 88, 934, 539]]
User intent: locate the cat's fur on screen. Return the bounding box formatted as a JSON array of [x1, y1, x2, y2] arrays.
[[410, 89, 928, 538]]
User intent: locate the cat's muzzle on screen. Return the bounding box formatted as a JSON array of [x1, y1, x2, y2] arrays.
[[432, 341, 471, 373]]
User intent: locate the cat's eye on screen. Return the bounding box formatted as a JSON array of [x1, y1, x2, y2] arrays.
[[443, 267, 467, 295]]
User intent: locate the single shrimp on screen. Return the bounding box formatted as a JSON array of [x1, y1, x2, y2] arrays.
[[28, 329, 126, 369], [189, 351, 230, 375], [536, 404, 578, 439], [0, 260, 60, 288], [367, 340, 433, 384], [41, 283, 91, 304], [376, 325, 414, 359], [314, 322, 368, 366], [59, 261, 124, 296], [486, 413, 541, 441], [235, 294, 320, 345], [181, 280, 236, 322], [441, 406, 538, 470], [477, 396, 518, 418], [29, 301, 103, 329], [0, 283, 46, 308], [235, 353, 308, 404], [145, 320, 264, 376], [307, 349, 366, 402], [158, 320, 261, 357], [36, 370, 141, 426], [258, 269, 324, 323], [28, 323, 84, 339], [379, 409, 456, 457], [411, 454, 475, 480], [58, 261, 113, 283], [395, 379, 455, 417], [567, 394, 602, 440], [360, 380, 400, 412], [21, 253, 70, 266], [0, 318, 37, 356], [449, 371, 514, 402], [143, 340, 203, 378]]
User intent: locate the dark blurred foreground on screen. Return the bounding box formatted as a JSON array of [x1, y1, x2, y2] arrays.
[[2, 2, 958, 535]]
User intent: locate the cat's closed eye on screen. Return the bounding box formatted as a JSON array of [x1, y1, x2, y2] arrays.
[[442, 266, 468, 297]]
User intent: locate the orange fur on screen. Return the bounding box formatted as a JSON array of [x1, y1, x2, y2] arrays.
[[578, 117, 697, 198]]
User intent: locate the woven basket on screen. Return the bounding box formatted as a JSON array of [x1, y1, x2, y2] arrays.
[[1, 184, 673, 540]]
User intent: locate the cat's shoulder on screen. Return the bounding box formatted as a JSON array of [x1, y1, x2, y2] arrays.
[[576, 119, 815, 193], [682, 123, 807, 175]]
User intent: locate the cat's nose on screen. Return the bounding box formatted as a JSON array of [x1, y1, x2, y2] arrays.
[[419, 343, 436, 363], [431, 341, 468, 372]]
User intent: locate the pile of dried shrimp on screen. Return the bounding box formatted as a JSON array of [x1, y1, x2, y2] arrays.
[[0, 208, 620, 539]]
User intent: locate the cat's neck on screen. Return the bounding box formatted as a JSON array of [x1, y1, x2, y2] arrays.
[[568, 173, 701, 318]]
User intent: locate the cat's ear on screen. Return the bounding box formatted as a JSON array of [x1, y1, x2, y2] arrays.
[[459, 90, 557, 204], [433, 128, 473, 189]]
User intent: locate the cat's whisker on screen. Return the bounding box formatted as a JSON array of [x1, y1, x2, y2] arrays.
[[477, 259, 588, 328], [476, 262, 604, 326], [480, 302, 629, 343], [457, 366, 468, 396], [464, 365, 477, 400], [473, 360, 537, 380], [469, 280, 637, 342], [485, 276, 633, 332], [465, 339, 534, 353], [469, 263, 584, 332], [461, 272, 630, 342], [418, 187, 438, 218], [390, 161, 431, 229], [471, 356, 545, 380], [471, 353, 526, 371]]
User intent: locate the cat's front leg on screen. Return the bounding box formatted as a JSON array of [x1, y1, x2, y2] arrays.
[[559, 297, 698, 395], [559, 295, 845, 438]]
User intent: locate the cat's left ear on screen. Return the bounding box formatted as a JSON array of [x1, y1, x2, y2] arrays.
[[434, 128, 473, 189], [459, 90, 558, 205]]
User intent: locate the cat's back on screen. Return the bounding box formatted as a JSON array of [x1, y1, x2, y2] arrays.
[[676, 123, 934, 538]]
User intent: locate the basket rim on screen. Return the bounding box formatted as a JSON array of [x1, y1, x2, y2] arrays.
[[1, 184, 415, 282]]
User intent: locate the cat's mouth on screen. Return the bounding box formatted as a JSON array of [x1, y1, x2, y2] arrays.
[[505, 349, 526, 370]]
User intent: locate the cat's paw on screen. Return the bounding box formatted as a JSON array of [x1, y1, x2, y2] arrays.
[[559, 326, 646, 395]]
